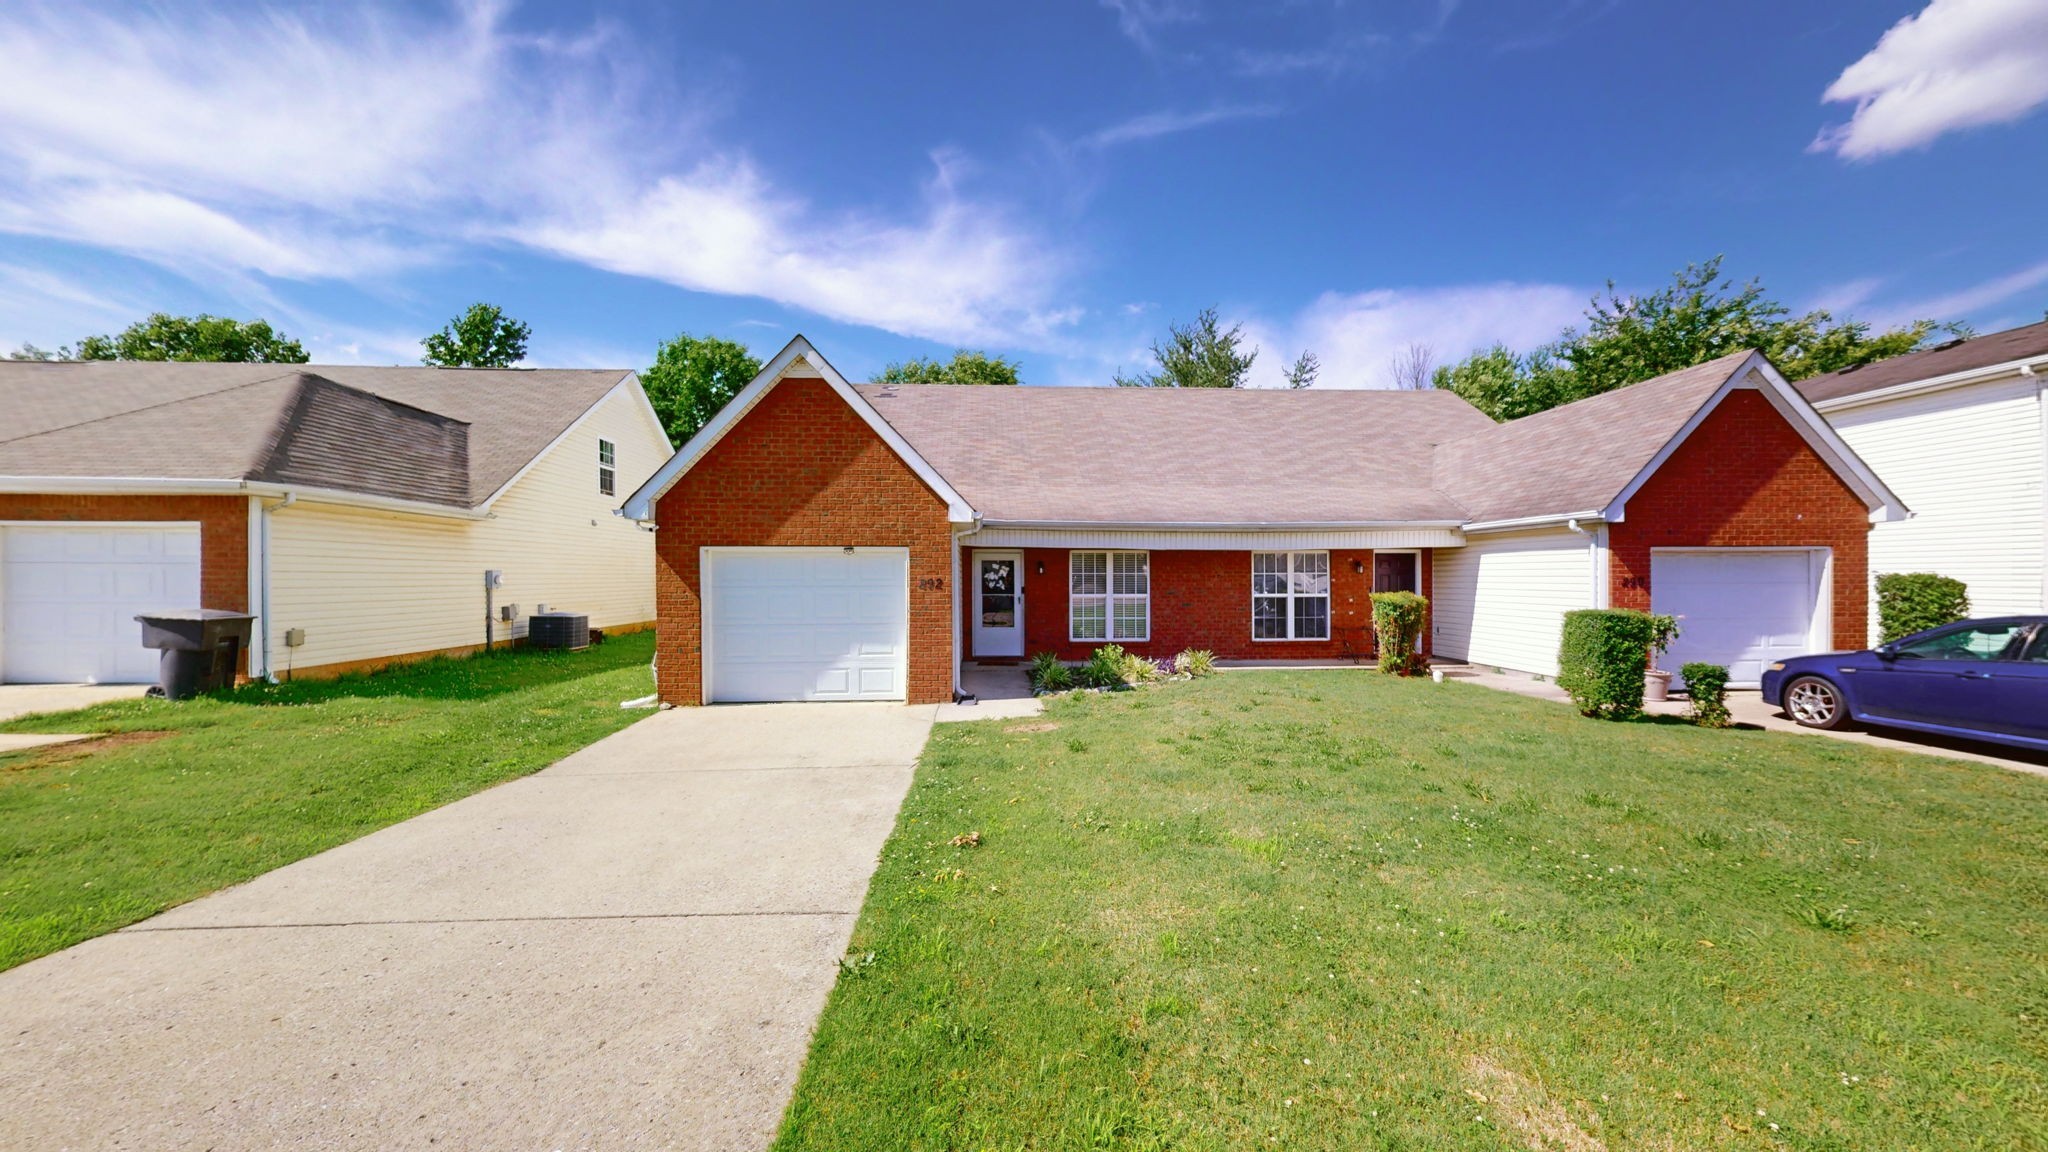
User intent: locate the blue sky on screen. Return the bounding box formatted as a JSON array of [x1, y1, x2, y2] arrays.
[[2, 0, 2045, 387]]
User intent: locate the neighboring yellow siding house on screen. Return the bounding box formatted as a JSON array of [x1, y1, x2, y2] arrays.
[[261, 381, 670, 678]]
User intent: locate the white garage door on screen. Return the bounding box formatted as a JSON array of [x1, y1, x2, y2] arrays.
[[2, 525, 202, 684], [1652, 550, 1823, 689], [705, 549, 908, 703]]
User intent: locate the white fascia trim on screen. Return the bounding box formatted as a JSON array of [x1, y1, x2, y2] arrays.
[[618, 335, 977, 524], [1600, 351, 1908, 526], [481, 372, 650, 513], [976, 519, 1467, 532], [1459, 511, 1605, 534], [0, 475, 488, 520], [1811, 353, 2048, 412]]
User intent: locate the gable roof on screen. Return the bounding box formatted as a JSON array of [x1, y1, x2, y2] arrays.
[[619, 336, 976, 522], [1436, 350, 1905, 527], [1797, 319, 2048, 405], [0, 361, 640, 510], [856, 383, 1494, 525]]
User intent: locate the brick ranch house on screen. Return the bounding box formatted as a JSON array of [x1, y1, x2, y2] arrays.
[[0, 362, 669, 684], [621, 337, 1905, 705]]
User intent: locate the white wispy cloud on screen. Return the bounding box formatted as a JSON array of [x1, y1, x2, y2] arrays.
[[1239, 283, 1586, 390], [1814, 0, 2048, 159], [1077, 104, 1280, 150], [1100, 0, 1201, 57], [1876, 259, 2048, 325], [0, 1, 1072, 347]]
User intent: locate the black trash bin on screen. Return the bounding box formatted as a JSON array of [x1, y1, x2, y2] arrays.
[[134, 609, 256, 700]]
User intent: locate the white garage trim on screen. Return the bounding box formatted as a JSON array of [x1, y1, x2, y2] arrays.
[[1650, 546, 1832, 688], [700, 546, 911, 704]]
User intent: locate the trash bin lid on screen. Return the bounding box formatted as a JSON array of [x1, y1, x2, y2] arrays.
[[133, 608, 257, 623]]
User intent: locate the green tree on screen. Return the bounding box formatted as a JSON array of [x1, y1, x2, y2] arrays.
[[72, 313, 309, 363], [1117, 307, 1258, 388], [877, 349, 1022, 385], [421, 303, 530, 368], [1433, 258, 1962, 421], [5, 344, 65, 361], [642, 332, 762, 445]]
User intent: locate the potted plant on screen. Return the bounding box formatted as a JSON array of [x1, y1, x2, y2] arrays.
[[1644, 614, 1680, 703]]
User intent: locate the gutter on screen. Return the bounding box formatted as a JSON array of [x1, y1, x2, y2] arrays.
[[1812, 353, 2048, 413], [0, 476, 489, 521], [1460, 511, 1606, 535], [975, 518, 1468, 532]]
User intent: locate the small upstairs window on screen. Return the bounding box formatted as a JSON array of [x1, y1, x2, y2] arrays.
[[598, 439, 617, 496]]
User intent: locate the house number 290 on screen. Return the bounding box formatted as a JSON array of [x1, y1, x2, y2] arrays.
[[918, 577, 946, 591]]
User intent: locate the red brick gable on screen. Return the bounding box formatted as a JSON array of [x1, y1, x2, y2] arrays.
[[652, 378, 955, 704], [1608, 388, 1869, 648]]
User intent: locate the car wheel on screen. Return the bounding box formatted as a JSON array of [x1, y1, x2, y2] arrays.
[[1784, 676, 1848, 730]]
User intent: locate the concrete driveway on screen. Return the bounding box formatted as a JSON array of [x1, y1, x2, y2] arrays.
[[0, 682, 149, 723], [0, 702, 935, 1151]]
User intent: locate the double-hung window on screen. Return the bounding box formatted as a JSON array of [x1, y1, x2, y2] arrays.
[[1252, 551, 1330, 640], [598, 439, 617, 496], [1070, 550, 1149, 641]]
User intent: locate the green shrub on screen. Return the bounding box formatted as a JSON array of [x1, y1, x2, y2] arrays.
[[1557, 608, 1658, 719], [1028, 651, 1073, 693], [1115, 648, 1162, 684], [1680, 662, 1731, 727], [1078, 645, 1158, 689], [1370, 591, 1429, 676], [1173, 649, 1217, 678], [1876, 573, 1970, 642], [1646, 614, 1681, 669]]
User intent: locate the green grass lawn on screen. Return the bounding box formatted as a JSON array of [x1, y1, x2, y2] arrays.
[[777, 671, 2046, 1151], [0, 631, 656, 971]]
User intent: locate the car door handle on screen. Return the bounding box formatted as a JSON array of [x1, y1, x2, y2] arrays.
[[1953, 670, 1993, 679]]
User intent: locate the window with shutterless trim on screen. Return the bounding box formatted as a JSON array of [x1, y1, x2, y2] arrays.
[[1252, 551, 1330, 640], [1070, 550, 1149, 642], [598, 438, 617, 496]]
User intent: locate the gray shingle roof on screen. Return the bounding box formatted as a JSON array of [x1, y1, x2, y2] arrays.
[[853, 383, 1498, 524], [1432, 351, 1754, 524], [1796, 319, 2048, 404], [0, 361, 632, 508]]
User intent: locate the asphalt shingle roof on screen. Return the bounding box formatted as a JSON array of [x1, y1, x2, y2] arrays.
[[1796, 319, 2048, 404], [0, 361, 632, 507]]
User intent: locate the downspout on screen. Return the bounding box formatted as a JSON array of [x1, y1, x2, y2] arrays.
[[260, 492, 295, 682], [950, 520, 982, 703], [1565, 518, 1604, 608], [2030, 363, 2047, 611]]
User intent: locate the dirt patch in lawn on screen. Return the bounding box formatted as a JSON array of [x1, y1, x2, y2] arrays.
[[1002, 721, 1061, 734], [3, 731, 175, 773], [1467, 1054, 1608, 1152]]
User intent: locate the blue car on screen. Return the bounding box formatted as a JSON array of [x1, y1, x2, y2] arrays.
[[1761, 617, 2048, 753]]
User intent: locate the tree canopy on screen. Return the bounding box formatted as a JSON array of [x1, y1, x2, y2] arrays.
[[65, 313, 309, 363], [1117, 308, 1258, 388], [1433, 258, 1961, 421], [642, 332, 762, 446], [421, 303, 531, 368], [877, 350, 1022, 385]]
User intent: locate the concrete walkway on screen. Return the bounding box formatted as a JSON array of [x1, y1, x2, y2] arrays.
[[1438, 663, 2048, 778], [0, 702, 936, 1151]]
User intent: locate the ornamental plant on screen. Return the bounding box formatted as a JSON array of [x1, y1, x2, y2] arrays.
[[1028, 651, 1073, 693], [1680, 662, 1732, 728], [1172, 649, 1218, 678], [1876, 573, 1970, 643], [1371, 591, 1429, 676], [1557, 608, 1659, 718]]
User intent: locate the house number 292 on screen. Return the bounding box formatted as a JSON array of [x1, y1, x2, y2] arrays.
[[918, 577, 946, 591]]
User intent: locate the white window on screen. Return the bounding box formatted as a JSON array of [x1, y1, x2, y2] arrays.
[[1252, 551, 1330, 640], [598, 438, 617, 496], [1070, 550, 1149, 642]]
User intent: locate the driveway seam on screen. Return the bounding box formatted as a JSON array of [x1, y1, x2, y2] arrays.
[[123, 909, 859, 933]]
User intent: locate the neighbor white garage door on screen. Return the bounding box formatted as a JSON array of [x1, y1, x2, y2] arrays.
[[2, 525, 202, 684], [1652, 549, 1825, 689], [704, 549, 908, 702]]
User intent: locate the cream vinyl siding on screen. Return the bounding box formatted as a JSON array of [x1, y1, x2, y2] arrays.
[[263, 385, 667, 673], [1828, 375, 2046, 643], [1432, 528, 1597, 677]]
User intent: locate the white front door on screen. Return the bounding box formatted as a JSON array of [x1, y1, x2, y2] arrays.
[[971, 551, 1024, 658], [1652, 549, 1825, 689], [2, 525, 203, 684], [704, 548, 909, 702]]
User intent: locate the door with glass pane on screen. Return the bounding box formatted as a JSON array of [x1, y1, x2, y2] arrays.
[[972, 551, 1025, 657]]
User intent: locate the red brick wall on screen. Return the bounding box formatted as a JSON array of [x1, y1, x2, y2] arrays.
[[965, 546, 1434, 663], [1608, 389, 1869, 648], [652, 379, 956, 704], [0, 493, 250, 674]]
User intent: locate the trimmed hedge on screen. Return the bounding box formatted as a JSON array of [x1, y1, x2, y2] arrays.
[[1680, 662, 1731, 728], [1876, 572, 1970, 643], [1558, 608, 1658, 719], [1370, 591, 1429, 676]]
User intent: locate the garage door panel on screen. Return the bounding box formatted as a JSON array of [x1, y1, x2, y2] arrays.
[[4, 525, 201, 684], [1653, 551, 1821, 689], [706, 550, 908, 703]]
